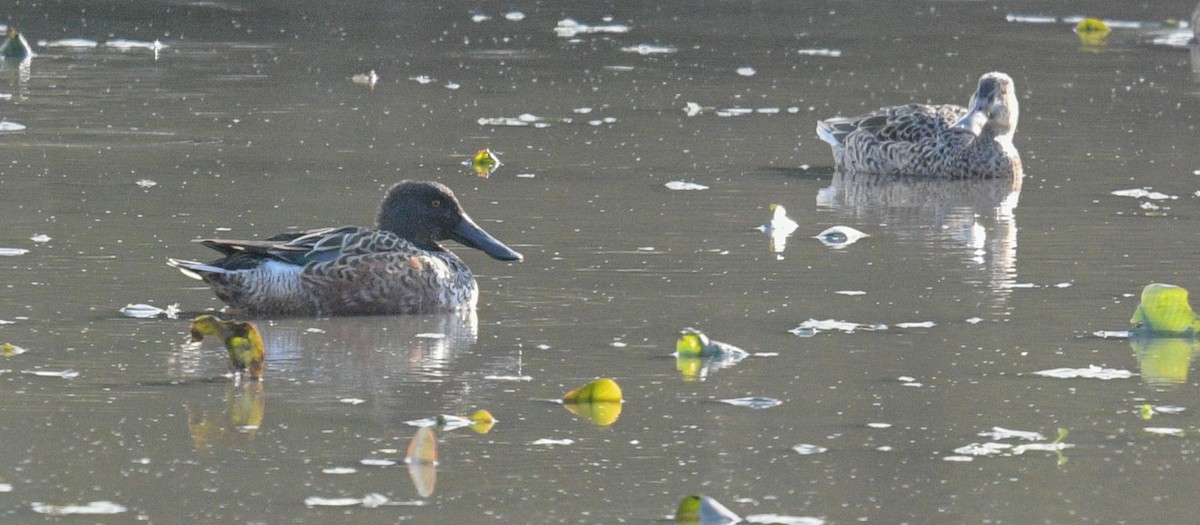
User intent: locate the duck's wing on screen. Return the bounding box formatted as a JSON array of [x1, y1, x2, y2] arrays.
[[819, 104, 968, 146], [195, 226, 372, 268]]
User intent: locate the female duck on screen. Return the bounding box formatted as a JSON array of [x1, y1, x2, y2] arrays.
[[816, 72, 1021, 179], [168, 181, 522, 316]]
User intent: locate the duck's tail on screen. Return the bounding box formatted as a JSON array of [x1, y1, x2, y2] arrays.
[[815, 118, 849, 148], [167, 258, 229, 280]]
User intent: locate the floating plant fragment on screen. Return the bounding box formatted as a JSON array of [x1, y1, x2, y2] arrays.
[[2, 343, 27, 357], [31, 501, 127, 516], [675, 329, 750, 381], [562, 378, 623, 425], [1073, 17, 1110, 46], [1129, 283, 1200, 336], [665, 181, 708, 191], [675, 495, 740, 524], [1032, 365, 1132, 380], [814, 226, 868, 248], [716, 397, 782, 409], [190, 315, 265, 380], [563, 378, 623, 403], [468, 148, 501, 178]]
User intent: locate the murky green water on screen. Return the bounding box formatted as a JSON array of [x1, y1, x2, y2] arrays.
[[2, 0, 1199, 522]]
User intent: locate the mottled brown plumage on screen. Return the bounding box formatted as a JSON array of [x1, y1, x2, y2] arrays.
[[817, 72, 1021, 179], [169, 181, 522, 317]]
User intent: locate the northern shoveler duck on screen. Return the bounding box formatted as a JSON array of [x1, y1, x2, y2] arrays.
[[168, 180, 523, 316], [0, 28, 34, 60], [817, 72, 1021, 179]]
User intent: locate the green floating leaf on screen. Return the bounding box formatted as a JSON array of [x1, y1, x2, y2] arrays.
[[1130, 283, 1200, 336]]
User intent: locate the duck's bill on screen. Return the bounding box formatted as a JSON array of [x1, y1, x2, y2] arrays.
[[452, 214, 524, 262], [951, 109, 987, 136]]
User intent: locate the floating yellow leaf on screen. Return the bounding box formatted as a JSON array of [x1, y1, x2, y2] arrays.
[[1130, 283, 1200, 336], [2, 343, 27, 357], [470, 148, 501, 178], [469, 409, 496, 433], [562, 378, 622, 403], [1073, 17, 1110, 47], [190, 315, 265, 380]]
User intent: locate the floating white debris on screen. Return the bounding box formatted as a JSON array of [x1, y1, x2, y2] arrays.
[[445, 82, 460, 90], [24, 369, 80, 379], [0, 121, 26, 131], [0, 248, 29, 256], [0, 483, 11, 492], [505, 11, 525, 21], [620, 44, 677, 55], [471, 13, 491, 22], [42, 38, 99, 48], [790, 318, 887, 335], [694, 496, 742, 524], [867, 422, 892, 429], [717, 397, 782, 409], [532, 438, 574, 446], [105, 39, 165, 51], [814, 226, 869, 248], [943, 455, 975, 462], [304, 328, 325, 334], [340, 398, 366, 405], [351, 70, 378, 87], [792, 443, 828, 455], [1144, 427, 1186, 436], [2, 343, 28, 356], [1011, 442, 1073, 455], [360, 458, 397, 467], [409, 75, 434, 84], [756, 204, 799, 235], [31, 501, 126, 515], [321, 467, 357, 475], [1054, 282, 1072, 288], [953, 442, 1011, 456], [1154, 405, 1186, 414], [1112, 188, 1175, 200], [1005, 13, 1058, 23], [965, 317, 983, 324], [30, 234, 51, 243], [978, 427, 1044, 441], [835, 290, 866, 296], [797, 48, 842, 57], [1092, 330, 1129, 339], [119, 303, 180, 319], [610, 341, 626, 348], [895, 321, 935, 329], [415, 333, 446, 339], [554, 18, 630, 38], [744, 513, 825, 525], [736, 66, 757, 76], [665, 181, 708, 191], [484, 374, 534, 381], [1032, 365, 1132, 380], [304, 496, 365, 507], [716, 107, 754, 117], [135, 179, 157, 188], [684, 102, 706, 117]]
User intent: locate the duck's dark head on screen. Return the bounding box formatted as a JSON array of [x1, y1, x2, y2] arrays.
[[954, 72, 1018, 140], [376, 180, 523, 262]]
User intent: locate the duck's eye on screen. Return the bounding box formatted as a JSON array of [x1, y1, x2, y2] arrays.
[[431, 199, 442, 208]]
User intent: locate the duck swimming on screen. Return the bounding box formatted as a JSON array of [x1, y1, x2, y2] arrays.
[[817, 72, 1021, 179], [168, 180, 523, 316]]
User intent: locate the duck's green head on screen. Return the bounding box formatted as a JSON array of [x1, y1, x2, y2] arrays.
[[376, 180, 523, 262]]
